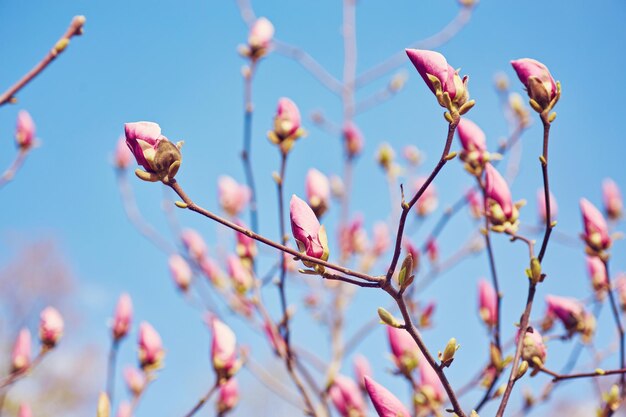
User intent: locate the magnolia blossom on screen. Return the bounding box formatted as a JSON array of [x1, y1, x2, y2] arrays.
[[419, 301, 436, 329], [235, 222, 257, 259], [415, 177, 438, 217], [418, 357, 444, 403], [586, 256, 608, 299], [305, 168, 330, 217], [272, 97, 301, 140], [124, 121, 163, 173], [518, 328, 547, 365], [39, 306, 64, 347], [387, 327, 419, 374], [478, 279, 497, 327], [15, 110, 35, 149], [116, 402, 132, 417], [364, 376, 411, 417], [138, 322, 164, 369], [290, 195, 329, 264], [210, 317, 239, 379], [343, 122, 364, 158], [537, 189, 558, 223], [511, 58, 557, 109], [11, 328, 31, 372], [181, 228, 207, 261], [218, 176, 250, 217], [123, 366, 146, 396], [248, 17, 274, 50], [485, 164, 518, 229], [353, 355, 372, 389], [426, 239, 439, 263], [199, 257, 225, 288], [114, 137, 133, 169], [226, 255, 253, 293], [405, 49, 469, 110], [457, 118, 488, 173], [602, 178, 623, 220], [112, 293, 133, 340], [339, 217, 368, 259], [371, 222, 390, 256], [329, 375, 367, 417], [580, 198, 611, 252], [17, 404, 32, 417], [169, 254, 192, 292], [545, 295, 595, 341], [466, 188, 482, 219], [217, 378, 239, 413]]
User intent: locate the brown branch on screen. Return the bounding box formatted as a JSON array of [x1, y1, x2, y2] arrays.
[[0, 16, 86, 106]]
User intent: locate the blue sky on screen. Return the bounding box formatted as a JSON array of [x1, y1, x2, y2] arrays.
[[1, 0, 626, 416]]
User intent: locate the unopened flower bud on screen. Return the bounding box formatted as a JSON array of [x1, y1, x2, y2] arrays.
[[580, 198, 611, 254], [125, 122, 182, 182], [15, 111, 36, 150], [343, 122, 364, 159], [114, 137, 133, 170], [268, 98, 305, 153], [290, 195, 330, 270], [306, 169, 331, 218], [209, 317, 240, 381], [169, 254, 192, 292], [440, 338, 459, 367], [364, 376, 411, 417], [11, 329, 31, 373], [97, 392, 111, 417], [376, 143, 395, 171], [39, 306, 64, 348], [181, 228, 208, 261], [124, 366, 146, 396], [510, 58, 558, 112], [112, 293, 133, 341], [217, 378, 240, 413], [406, 49, 471, 113], [603, 178, 623, 220], [138, 322, 164, 370], [329, 375, 367, 417]]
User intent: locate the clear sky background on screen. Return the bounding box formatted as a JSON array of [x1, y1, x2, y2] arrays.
[[1, 0, 626, 416]]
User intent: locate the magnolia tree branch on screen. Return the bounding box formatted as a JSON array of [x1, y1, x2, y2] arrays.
[[603, 258, 626, 394], [242, 62, 260, 234], [0, 16, 86, 106]]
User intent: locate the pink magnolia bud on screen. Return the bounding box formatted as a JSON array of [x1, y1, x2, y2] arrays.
[[426, 239, 439, 263], [510, 58, 557, 110], [478, 279, 497, 327], [11, 328, 31, 373], [603, 178, 623, 220], [339, 216, 368, 258], [235, 222, 257, 260], [112, 293, 133, 341], [218, 176, 250, 217], [217, 378, 239, 413], [403, 145, 422, 166], [17, 404, 32, 417], [114, 137, 133, 170], [415, 177, 438, 217], [418, 357, 444, 402], [403, 240, 420, 269], [457, 118, 489, 174], [544, 295, 595, 341], [209, 317, 239, 380], [353, 355, 372, 389], [199, 257, 225, 288], [372, 222, 390, 256], [116, 402, 132, 417], [274, 97, 301, 140], [580, 198, 611, 253], [587, 256, 608, 299], [305, 168, 330, 217], [39, 306, 64, 347], [343, 122, 364, 158], [419, 301, 436, 328], [517, 328, 547, 365], [15, 111, 35, 150], [169, 254, 192, 292], [537, 189, 558, 223], [405, 49, 469, 110], [328, 375, 367, 417], [226, 255, 253, 294], [387, 327, 419, 374], [248, 17, 274, 50], [485, 164, 518, 229], [124, 122, 163, 173], [123, 366, 146, 396], [181, 229, 207, 261], [138, 322, 164, 369], [364, 376, 411, 417], [290, 195, 330, 265], [466, 188, 482, 219]]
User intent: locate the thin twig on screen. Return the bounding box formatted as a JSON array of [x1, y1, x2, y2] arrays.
[[0, 16, 86, 106]]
